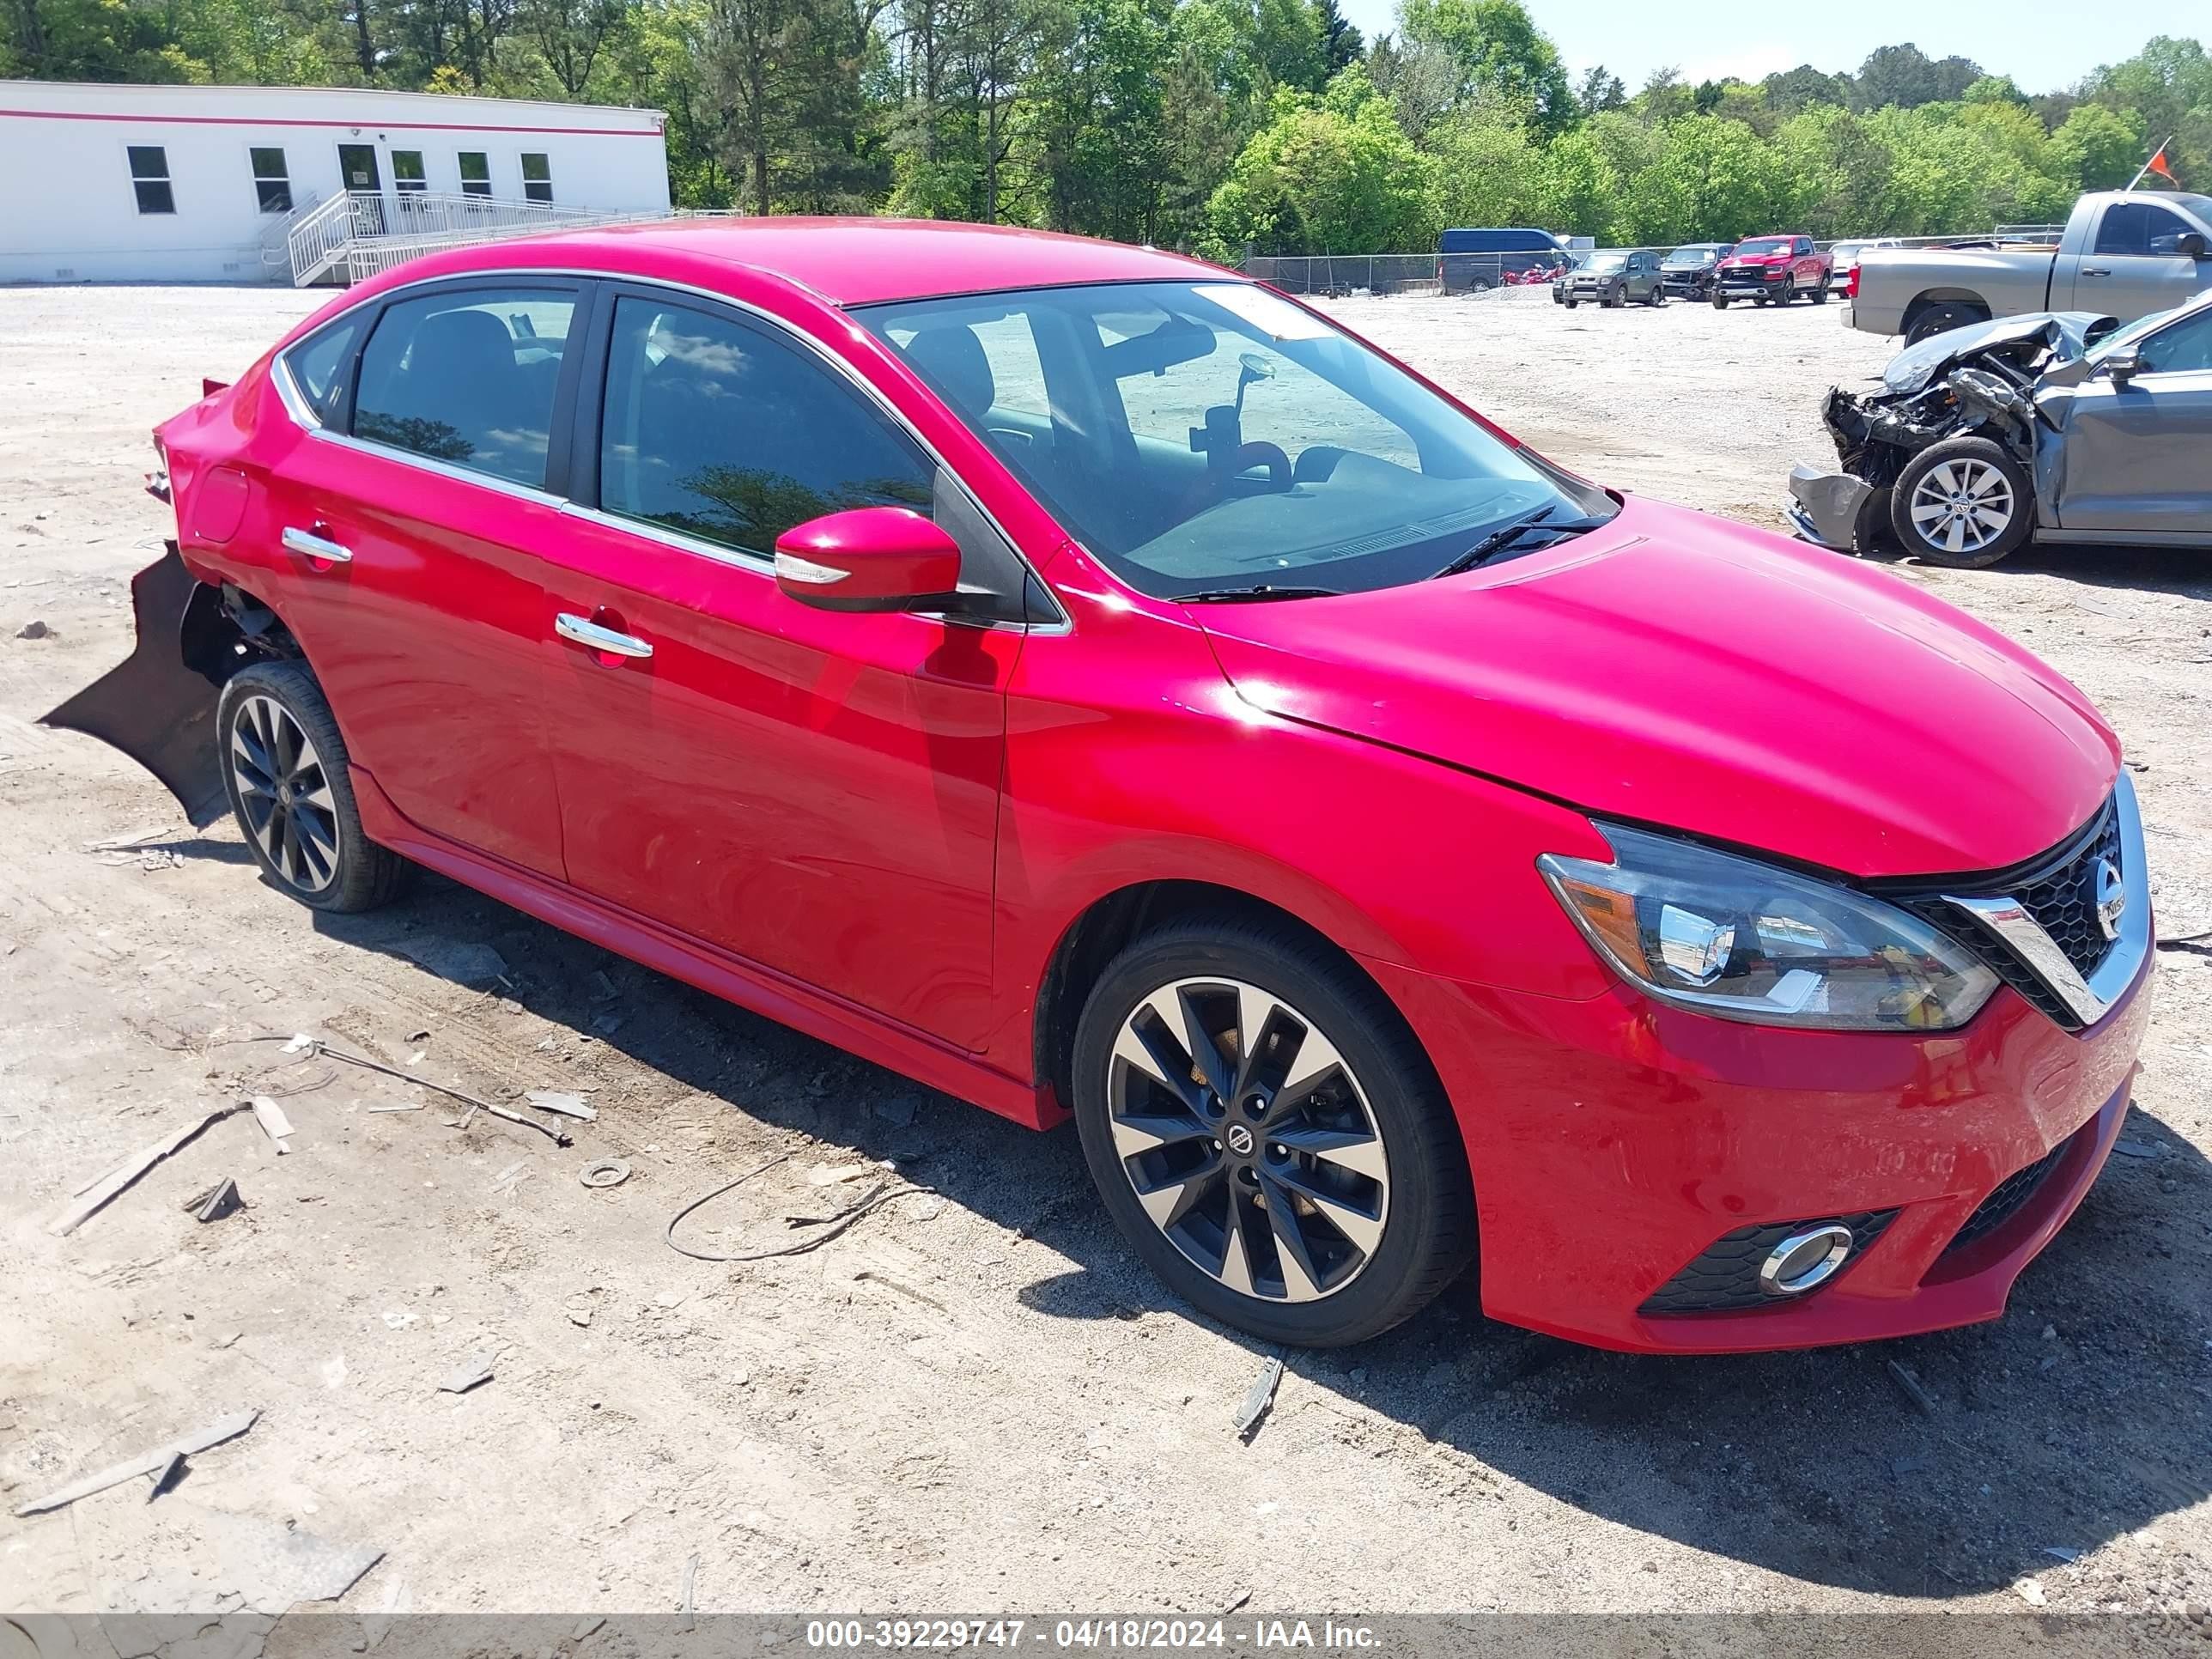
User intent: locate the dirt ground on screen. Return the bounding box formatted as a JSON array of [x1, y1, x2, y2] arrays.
[[3, 281, 2210, 1623]]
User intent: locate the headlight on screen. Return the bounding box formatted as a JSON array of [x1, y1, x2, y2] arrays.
[[1538, 826, 2000, 1031]]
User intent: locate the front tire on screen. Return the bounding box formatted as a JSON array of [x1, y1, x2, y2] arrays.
[[1712, 294, 1730, 309], [1887, 436, 2033, 568], [1071, 916, 1474, 1347], [218, 660, 409, 913]]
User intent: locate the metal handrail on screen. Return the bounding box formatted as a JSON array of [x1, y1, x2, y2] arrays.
[[282, 189, 665, 286]]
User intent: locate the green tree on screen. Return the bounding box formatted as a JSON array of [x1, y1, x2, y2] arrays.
[[2079, 34, 2211, 187], [1396, 0, 1571, 133], [1850, 42, 1982, 112], [1425, 91, 1538, 227], [1631, 113, 1777, 242], [1759, 63, 1850, 114], [2047, 101, 2146, 191], [1574, 63, 1621, 115], [1313, 0, 1355, 76], [1204, 67, 1436, 253]]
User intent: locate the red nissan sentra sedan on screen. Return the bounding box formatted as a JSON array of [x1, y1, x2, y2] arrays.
[[57, 219, 2152, 1352]]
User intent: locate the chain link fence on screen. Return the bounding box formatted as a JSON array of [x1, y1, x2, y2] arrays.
[[1239, 254, 1450, 296], [1242, 228, 2066, 300]]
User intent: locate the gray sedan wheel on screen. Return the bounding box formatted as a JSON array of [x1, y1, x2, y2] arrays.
[[1888, 435, 2033, 568]]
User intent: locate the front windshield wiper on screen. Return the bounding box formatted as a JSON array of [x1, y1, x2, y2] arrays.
[[1172, 583, 1346, 603], [1428, 504, 1608, 580]]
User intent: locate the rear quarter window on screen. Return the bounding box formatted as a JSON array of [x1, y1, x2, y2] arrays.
[[281, 318, 364, 427]]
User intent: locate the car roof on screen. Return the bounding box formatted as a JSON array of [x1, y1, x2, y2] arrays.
[[392, 216, 1233, 307]]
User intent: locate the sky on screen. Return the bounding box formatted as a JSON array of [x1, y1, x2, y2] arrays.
[[1333, 0, 2180, 99]]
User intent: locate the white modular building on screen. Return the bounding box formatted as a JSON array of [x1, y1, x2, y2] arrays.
[[0, 81, 672, 284]]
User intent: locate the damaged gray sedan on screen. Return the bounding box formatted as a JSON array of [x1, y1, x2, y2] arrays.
[[1789, 291, 2212, 567]]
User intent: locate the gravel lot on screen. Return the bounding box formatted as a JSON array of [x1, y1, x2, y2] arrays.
[[2, 280, 2209, 1624]]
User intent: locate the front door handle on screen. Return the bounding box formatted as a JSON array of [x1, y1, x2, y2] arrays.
[[2079, 266, 2112, 277], [282, 526, 352, 563], [555, 612, 653, 659]]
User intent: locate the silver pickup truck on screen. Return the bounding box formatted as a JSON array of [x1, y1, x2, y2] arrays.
[[1848, 191, 2212, 344]]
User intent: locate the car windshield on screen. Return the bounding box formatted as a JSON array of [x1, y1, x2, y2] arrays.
[[1734, 239, 1789, 257], [1662, 249, 1711, 266], [1583, 254, 1627, 272], [857, 281, 1613, 599]]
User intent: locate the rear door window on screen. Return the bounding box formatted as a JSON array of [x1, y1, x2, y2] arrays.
[[351, 288, 578, 488], [596, 295, 934, 558]]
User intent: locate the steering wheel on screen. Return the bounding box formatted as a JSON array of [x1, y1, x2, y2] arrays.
[[1232, 441, 1293, 493]]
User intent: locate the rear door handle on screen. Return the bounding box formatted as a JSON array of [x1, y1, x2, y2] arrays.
[[555, 612, 653, 659], [282, 526, 352, 563]]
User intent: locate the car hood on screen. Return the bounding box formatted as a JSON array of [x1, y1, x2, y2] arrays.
[[1193, 495, 2118, 878], [1719, 252, 1788, 267], [1881, 311, 2117, 394]]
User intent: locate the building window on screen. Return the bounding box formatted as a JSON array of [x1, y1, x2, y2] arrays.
[[128, 146, 174, 215], [392, 150, 427, 194], [520, 153, 552, 204], [458, 151, 491, 198], [250, 148, 292, 214]]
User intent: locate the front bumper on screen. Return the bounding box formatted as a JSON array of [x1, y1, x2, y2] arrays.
[[1785, 462, 1877, 550], [1366, 937, 2151, 1354]]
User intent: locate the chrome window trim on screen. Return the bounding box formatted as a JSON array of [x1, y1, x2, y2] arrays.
[[1942, 770, 2150, 1029], [308, 425, 573, 510], [266, 264, 1070, 634]]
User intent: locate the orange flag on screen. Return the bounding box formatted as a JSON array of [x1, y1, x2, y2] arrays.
[[2146, 143, 2178, 182]]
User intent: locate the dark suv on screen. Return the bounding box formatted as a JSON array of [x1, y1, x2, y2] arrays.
[[1659, 243, 1733, 300], [1553, 250, 1665, 308]]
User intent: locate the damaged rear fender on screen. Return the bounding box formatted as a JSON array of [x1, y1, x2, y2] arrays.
[[40, 544, 262, 826]]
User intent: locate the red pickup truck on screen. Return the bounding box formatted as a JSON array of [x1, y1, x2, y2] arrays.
[[1711, 235, 1833, 307]]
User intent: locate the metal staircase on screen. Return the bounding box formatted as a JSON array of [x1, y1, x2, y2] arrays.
[[272, 190, 664, 287]]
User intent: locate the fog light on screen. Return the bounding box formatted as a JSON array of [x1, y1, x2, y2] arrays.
[[1757, 1224, 1853, 1297]]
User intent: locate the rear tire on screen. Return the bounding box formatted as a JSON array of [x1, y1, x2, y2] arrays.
[[1070, 915, 1475, 1347], [1904, 301, 1987, 347], [1887, 435, 2033, 568], [1809, 278, 1830, 304], [218, 660, 409, 913], [1645, 282, 1663, 307]]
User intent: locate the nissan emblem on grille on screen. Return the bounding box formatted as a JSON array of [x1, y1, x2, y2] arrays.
[[2094, 857, 2125, 942]]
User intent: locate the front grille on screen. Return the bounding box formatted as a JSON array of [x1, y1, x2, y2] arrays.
[[1942, 1134, 2070, 1255], [1642, 1209, 1899, 1316], [2015, 805, 2122, 979], [1888, 793, 2121, 1030]]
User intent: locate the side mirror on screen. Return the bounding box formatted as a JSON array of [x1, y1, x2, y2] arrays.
[[2179, 229, 2209, 259], [2106, 347, 2142, 386], [774, 507, 963, 613]]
